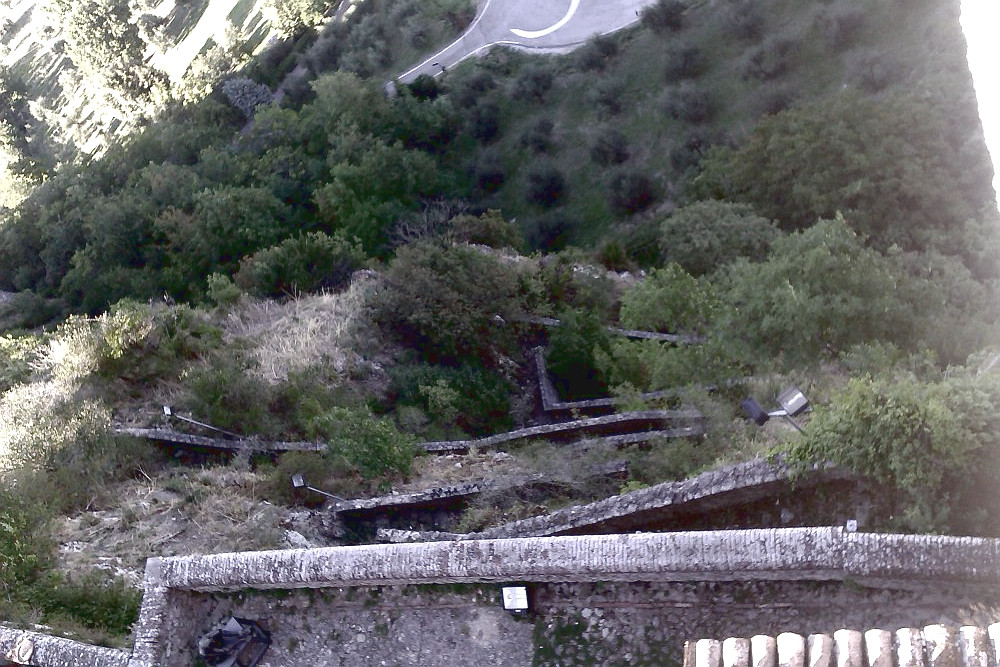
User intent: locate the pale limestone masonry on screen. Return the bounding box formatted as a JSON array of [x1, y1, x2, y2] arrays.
[[0, 627, 130, 667], [684, 624, 1000, 667], [417, 409, 704, 453], [376, 457, 861, 543], [10, 528, 1000, 666], [115, 427, 326, 454]]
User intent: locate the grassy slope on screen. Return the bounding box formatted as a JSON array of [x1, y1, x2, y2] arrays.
[[453, 0, 975, 247]]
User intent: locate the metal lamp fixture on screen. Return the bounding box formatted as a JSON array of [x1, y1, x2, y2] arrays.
[[740, 385, 810, 433]]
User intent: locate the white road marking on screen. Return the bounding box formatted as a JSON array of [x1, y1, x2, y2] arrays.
[[510, 0, 581, 39]]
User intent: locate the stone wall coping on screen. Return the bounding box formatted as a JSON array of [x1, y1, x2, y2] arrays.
[[141, 528, 1000, 594], [0, 626, 131, 667]]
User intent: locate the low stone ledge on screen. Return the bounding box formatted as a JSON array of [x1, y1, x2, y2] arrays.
[[0, 627, 130, 667], [418, 409, 703, 453], [117, 427, 326, 454]]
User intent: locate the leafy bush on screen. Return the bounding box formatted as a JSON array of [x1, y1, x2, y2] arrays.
[[512, 64, 555, 102], [786, 373, 1000, 533], [466, 100, 501, 142], [524, 163, 567, 207], [641, 0, 687, 34], [182, 354, 279, 438], [815, 7, 864, 50], [590, 127, 629, 166], [235, 232, 365, 298], [663, 82, 715, 123], [588, 79, 625, 118], [308, 406, 416, 480], [0, 490, 49, 596], [724, 0, 764, 41], [619, 263, 720, 336], [659, 200, 779, 276], [575, 33, 619, 71], [743, 37, 795, 81], [715, 218, 913, 366], [449, 210, 525, 251], [520, 117, 555, 153], [608, 168, 657, 214], [388, 362, 513, 436], [663, 43, 707, 81], [26, 571, 141, 638], [373, 241, 533, 365], [546, 308, 612, 400]]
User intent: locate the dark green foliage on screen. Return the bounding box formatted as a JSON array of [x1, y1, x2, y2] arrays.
[[575, 33, 619, 71], [512, 64, 555, 102], [473, 148, 506, 193], [182, 354, 279, 438], [659, 200, 779, 276], [408, 73, 442, 100], [466, 100, 501, 142], [0, 490, 49, 597], [449, 209, 525, 251], [588, 79, 625, 118], [524, 163, 567, 207], [26, 571, 141, 638], [235, 232, 364, 297], [663, 82, 715, 123], [619, 263, 720, 336], [388, 362, 514, 436], [308, 406, 416, 480], [373, 241, 532, 365], [608, 168, 657, 214], [743, 37, 796, 81], [266, 450, 361, 506], [694, 91, 991, 255], [525, 212, 573, 252], [640, 0, 688, 33], [663, 43, 707, 80], [589, 127, 629, 166], [786, 373, 1000, 534], [596, 239, 634, 273], [716, 218, 913, 366], [815, 6, 864, 50], [546, 308, 612, 400], [848, 50, 905, 93], [520, 117, 555, 154], [724, 0, 765, 41], [449, 68, 496, 108]]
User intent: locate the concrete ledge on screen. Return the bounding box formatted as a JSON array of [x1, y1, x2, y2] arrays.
[[116, 427, 326, 454], [0, 627, 130, 667]]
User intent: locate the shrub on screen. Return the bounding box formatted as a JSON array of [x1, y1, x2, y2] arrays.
[[449, 209, 525, 251], [0, 490, 49, 596], [663, 43, 706, 80], [512, 64, 555, 102], [743, 38, 796, 81], [590, 127, 629, 166], [608, 168, 657, 214], [816, 7, 864, 50], [785, 374, 1000, 533], [659, 200, 779, 276], [234, 232, 365, 298], [524, 163, 567, 207], [724, 0, 764, 41], [408, 73, 442, 100], [546, 308, 612, 400], [663, 82, 715, 123], [373, 241, 532, 365], [466, 99, 501, 142], [575, 33, 619, 71], [265, 450, 360, 506], [641, 0, 687, 33], [473, 148, 506, 193], [309, 406, 416, 480], [520, 117, 555, 153], [525, 212, 573, 252], [182, 354, 279, 438], [588, 79, 625, 118], [619, 263, 720, 336], [388, 362, 513, 436]]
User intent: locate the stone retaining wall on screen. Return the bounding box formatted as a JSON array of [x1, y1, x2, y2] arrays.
[[378, 458, 862, 543], [684, 624, 1000, 667]]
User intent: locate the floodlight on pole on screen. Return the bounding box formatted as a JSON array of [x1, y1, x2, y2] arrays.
[[290, 474, 345, 502], [740, 386, 810, 433], [162, 405, 242, 439]]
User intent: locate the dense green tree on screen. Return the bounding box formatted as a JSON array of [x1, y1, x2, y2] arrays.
[[659, 200, 779, 276], [694, 91, 992, 256]]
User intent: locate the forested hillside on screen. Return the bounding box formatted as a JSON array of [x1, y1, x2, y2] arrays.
[[2, 0, 999, 645]]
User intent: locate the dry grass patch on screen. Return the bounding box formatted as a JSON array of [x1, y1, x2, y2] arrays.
[[222, 275, 379, 383]]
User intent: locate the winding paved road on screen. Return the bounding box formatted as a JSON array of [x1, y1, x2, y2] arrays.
[[397, 0, 659, 83]]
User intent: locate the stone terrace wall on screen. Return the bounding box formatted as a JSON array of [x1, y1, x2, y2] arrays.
[[379, 458, 862, 542], [0, 627, 130, 667], [684, 624, 1000, 667]]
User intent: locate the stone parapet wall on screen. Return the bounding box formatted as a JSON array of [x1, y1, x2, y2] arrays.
[[0, 627, 130, 667], [684, 624, 1000, 667]]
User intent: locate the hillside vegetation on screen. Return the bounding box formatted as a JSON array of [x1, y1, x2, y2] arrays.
[[2, 0, 1000, 646]]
